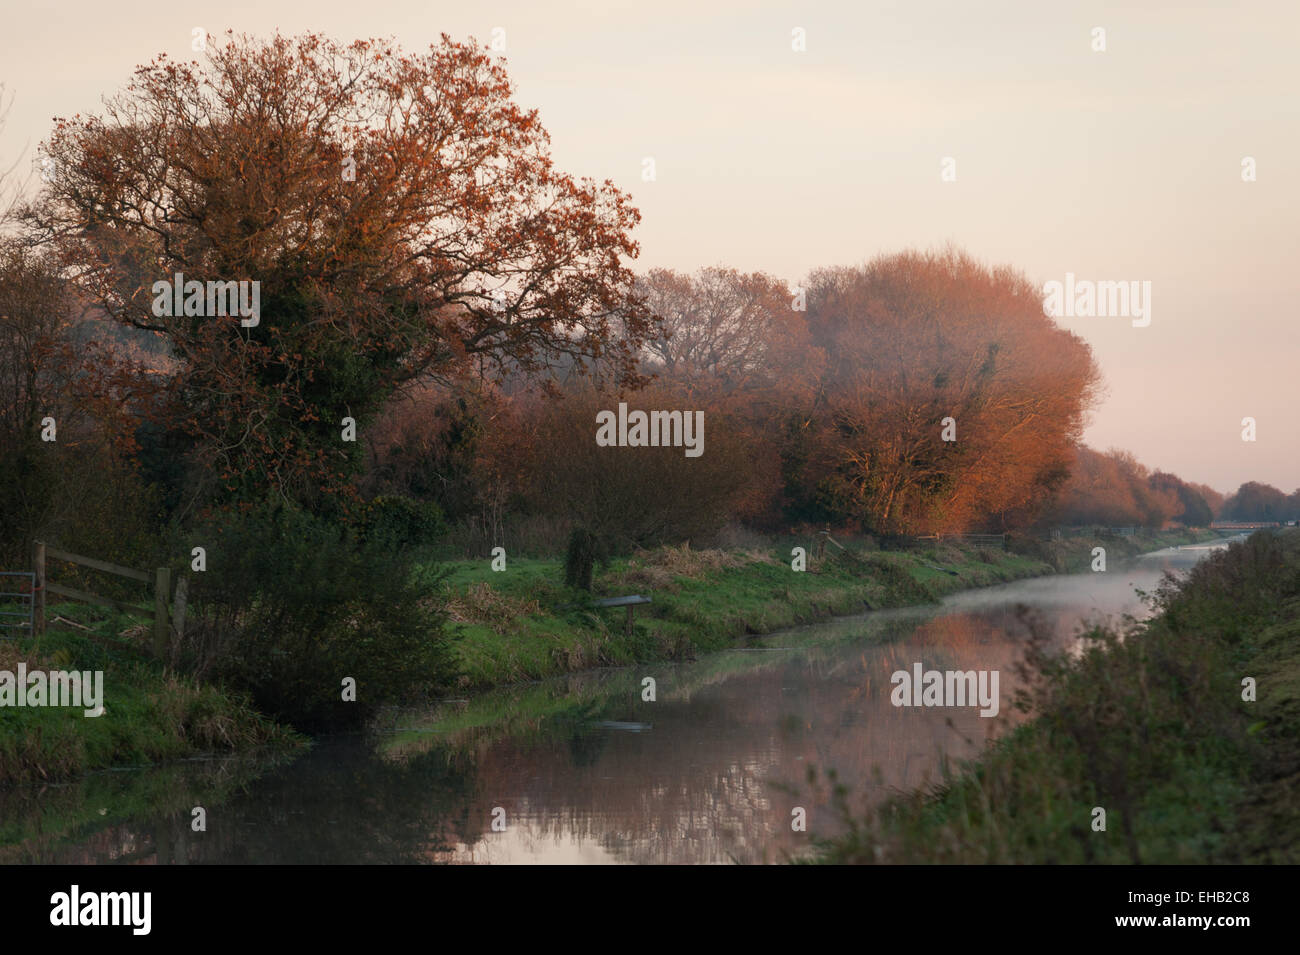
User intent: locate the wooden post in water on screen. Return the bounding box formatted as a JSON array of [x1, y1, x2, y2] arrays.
[[153, 567, 170, 660], [155, 820, 174, 865], [32, 540, 45, 638]]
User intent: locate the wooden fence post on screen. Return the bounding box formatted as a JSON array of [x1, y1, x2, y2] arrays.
[[153, 567, 171, 660], [32, 540, 45, 638], [170, 574, 188, 644]]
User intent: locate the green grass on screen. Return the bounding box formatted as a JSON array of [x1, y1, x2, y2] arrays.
[[0, 601, 303, 787], [1008, 526, 1223, 573], [0, 526, 1218, 789], [810, 528, 1300, 864], [434, 530, 1209, 690]]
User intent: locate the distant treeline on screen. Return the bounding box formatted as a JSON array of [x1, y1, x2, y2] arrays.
[[361, 249, 1105, 553], [2, 229, 1283, 568], [1046, 451, 1297, 529], [1217, 481, 1300, 523], [1047, 446, 1220, 529]]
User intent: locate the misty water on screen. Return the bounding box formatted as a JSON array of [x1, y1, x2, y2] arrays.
[[2, 540, 1239, 865]]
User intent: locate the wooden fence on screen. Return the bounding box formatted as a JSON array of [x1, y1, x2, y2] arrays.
[[912, 533, 1007, 548], [33, 541, 184, 659]]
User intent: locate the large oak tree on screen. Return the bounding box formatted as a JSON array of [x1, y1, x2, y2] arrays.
[[27, 31, 654, 509]]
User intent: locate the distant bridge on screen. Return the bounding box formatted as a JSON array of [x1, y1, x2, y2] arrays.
[[1210, 521, 1284, 530]]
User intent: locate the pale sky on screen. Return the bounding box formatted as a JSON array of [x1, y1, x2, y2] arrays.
[[3, 0, 1297, 493]]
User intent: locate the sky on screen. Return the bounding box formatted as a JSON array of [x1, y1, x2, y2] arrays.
[[2, 0, 1297, 493]]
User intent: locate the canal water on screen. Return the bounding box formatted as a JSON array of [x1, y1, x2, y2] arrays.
[[1, 540, 1234, 865]]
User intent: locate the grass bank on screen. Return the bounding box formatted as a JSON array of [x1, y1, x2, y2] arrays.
[[0, 602, 303, 788], [812, 528, 1300, 864], [0, 526, 1215, 786], [435, 527, 1216, 689], [1007, 526, 1222, 573]]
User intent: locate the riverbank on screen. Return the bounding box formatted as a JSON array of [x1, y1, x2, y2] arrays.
[[0, 606, 304, 788], [812, 528, 1300, 864], [434, 527, 1220, 690], [0, 526, 1215, 788]]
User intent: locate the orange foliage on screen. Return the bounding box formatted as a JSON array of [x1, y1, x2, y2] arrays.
[[28, 31, 653, 510], [800, 248, 1101, 534]]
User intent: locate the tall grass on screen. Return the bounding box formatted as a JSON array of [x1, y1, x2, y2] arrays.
[[0, 622, 299, 787], [812, 529, 1299, 864]]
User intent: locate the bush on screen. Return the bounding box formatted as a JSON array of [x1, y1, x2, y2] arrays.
[[363, 495, 446, 549], [178, 504, 452, 731], [563, 527, 599, 591]]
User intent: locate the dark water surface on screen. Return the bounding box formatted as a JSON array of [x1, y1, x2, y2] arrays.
[[3, 540, 1235, 864]]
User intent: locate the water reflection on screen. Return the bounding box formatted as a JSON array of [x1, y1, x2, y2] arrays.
[[3, 543, 1226, 864]]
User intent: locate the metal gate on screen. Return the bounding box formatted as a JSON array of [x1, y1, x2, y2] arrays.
[[0, 571, 36, 635]]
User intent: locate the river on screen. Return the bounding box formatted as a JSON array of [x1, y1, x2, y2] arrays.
[[1, 539, 1237, 865]]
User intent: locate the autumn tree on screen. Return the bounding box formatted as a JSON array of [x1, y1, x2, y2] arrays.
[[1049, 446, 1185, 528], [1223, 481, 1297, 522], [362, 375, 534, 546], [0, 84, 24, 230], [637, 267, 823, 402], [634, 266, 826, 527], [26, 31, 654, 514], [0, 239, 158, 564], [798, 249, 1100, 534], [518, 382, 754, 552], [1149, 470, 1214, 527], [1109, 450, 1180, 527], [1186, 481, 1226, 521], [1049, 446, 1128, 526]]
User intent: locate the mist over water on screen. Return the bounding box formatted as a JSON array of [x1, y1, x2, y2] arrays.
[[6, 542, 1233, 865]]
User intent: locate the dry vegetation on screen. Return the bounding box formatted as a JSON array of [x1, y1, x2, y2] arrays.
[[602, 543, 776, 593]]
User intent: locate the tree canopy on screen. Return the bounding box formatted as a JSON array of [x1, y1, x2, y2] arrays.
[[27, 31, 653, 509]]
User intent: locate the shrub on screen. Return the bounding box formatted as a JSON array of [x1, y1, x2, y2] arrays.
[[363, 495, 447, 549], [178, 504, 452, 731], [564, 527, 599, 591]]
